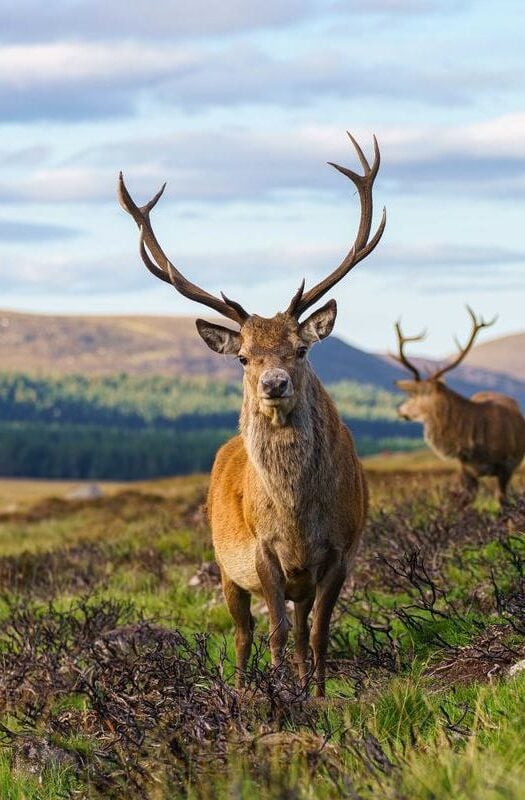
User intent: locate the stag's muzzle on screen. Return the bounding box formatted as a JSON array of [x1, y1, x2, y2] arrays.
[[258, 369, 293, 401]]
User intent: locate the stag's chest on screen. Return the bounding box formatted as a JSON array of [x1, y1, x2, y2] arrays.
[[244, 423, 343, 573], [251, 480, 336, 573]]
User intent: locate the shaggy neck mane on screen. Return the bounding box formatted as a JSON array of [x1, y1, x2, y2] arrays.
[[240, 365, 334, 508], [423, 385, 473, 458]]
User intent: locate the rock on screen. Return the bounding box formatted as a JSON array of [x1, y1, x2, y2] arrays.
[[66, 484, 103, 501], [0, 503, 18, 514], [188, 561, 221, 588], [12, 736, 78, 778], [508, 658, 525, 677]]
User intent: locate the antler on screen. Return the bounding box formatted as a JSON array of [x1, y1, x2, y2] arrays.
[[430, 306, 497, 380], [118, 172, 249, 326], [391, 320, 427, 381], [287, 132, 386, 319]]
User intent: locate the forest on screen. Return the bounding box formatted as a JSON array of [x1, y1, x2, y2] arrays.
[[0, 373, 421, 479]]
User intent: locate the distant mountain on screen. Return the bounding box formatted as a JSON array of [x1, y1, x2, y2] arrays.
[[0, 310, 240, 379], [460, 332, 525, 382], [1, 310, 524, 407]]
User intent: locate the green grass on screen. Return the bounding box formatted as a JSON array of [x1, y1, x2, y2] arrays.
[[0, 749, 78, 799], [0, 468, 523, 798]]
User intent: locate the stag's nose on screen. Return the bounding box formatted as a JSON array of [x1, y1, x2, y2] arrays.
[[397, 403, 409, 421], [259, 369, 293, 399]]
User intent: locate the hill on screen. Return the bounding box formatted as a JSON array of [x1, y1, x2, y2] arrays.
[[1, 309, 525, 406], [0, 310, 239, 378], [0, 309, 400, 384], [461, 331, 525, 381]]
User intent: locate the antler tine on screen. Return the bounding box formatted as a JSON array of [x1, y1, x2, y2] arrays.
[[347, 131, 381, 178], [391, 320, 426, 381], [289, 134, 386, 319], [118, 172, 249, 326], [431, 306, 497, 380], [346, 131, 370, 172], [466, 304, 498, 330], [285, 279, 306, 317]]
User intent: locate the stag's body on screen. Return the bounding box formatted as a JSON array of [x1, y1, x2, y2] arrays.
[[394, 312, 525, 502], [412, 384, 525, 499], [209, 334, 367, 688], [118, 133, 385, 695]]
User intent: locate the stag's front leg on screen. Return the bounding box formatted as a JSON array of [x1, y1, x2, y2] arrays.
[[221, 573, 254, 688], [294, 596, 315, 687], [255, 543, 290, 668], [459, 465, 478, 504], [310, 562, 347, 698]]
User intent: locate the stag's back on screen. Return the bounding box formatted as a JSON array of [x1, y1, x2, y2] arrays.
[[468, 392, 525, 465]]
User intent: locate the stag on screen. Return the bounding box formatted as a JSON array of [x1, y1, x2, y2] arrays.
[[393, 308, 525, 503], [118, 133, 386, 695]]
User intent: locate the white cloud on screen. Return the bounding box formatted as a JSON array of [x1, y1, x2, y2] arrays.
[[2, 239, 522, 296], [0, 34, 516, 122], [0, 0, 462, 45], [4, 114, 525, 206], [0, 42, 196, 86]]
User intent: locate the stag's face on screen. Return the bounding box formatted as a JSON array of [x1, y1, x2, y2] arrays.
[[196, 301, 337, 426], [395, 379, 441, 422]]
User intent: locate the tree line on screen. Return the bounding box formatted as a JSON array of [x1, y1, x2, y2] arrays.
[[0, 373, 421, 479]]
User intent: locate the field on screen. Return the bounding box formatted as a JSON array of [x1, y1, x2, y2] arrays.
[[0, 455, 524, 799]]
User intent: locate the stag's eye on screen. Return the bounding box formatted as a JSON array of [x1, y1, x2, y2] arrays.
[[297, 346, 308, 360], [238, 355, 248, 366]]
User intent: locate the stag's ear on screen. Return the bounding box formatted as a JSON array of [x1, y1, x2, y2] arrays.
[[299, 299, 337, 344], [196, 319, 241, 355], [395, 379, 419, 393]]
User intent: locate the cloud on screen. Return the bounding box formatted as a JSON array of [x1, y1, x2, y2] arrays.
[[3, 238, 522, 298], [0, 145, 50, 167], [377, 243, 525, 268], [0, 252, 146, 294], [0, 35, 515, 122], [154, 45, 495, 111], [0, 218, 79, 242], [0, 42, 198, 122], [377, 114, 525, 196], [4, 114, 525, 206], [334, 0, 464, 12], [374, 242, 525, 295], [0, 1, 315, 43], [0, 0, 462, 45], [0, 168, 116, 204], [0, 128, 336, 202]]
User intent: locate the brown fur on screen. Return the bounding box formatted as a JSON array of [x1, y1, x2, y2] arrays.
[[397, 379, 525, 501], [206, 312, 368, 695]]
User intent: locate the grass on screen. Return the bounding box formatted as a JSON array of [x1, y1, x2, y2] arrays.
[[0, 457, 523, 798]]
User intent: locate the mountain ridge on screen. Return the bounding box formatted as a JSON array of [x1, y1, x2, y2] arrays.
[[1, 309, 524, 407]]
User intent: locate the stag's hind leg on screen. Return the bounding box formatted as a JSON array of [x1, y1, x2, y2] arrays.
[[221, 573, 254, 688], [310, 563, 346, 698], [496, 465, 513, 505]]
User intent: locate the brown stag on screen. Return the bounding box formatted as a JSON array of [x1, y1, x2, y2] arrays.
[[393, 308, 525, 503], [118, 133, 386, 696]]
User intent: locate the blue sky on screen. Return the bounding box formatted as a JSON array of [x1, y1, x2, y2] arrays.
[[1, 0, 524, 355]]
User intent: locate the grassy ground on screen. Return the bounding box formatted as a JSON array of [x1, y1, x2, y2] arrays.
[[0, 455, 524, 798]]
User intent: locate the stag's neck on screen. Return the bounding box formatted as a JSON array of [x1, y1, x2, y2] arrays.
[[423, 385, 472, 458], [240, 368, 336, 508]]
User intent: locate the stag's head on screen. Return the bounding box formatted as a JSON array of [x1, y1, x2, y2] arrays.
[[393, 308, 497, 422], [118, 133, 386, 426]]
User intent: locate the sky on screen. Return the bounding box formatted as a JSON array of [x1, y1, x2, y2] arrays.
[[1, 0, 524, 356]]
